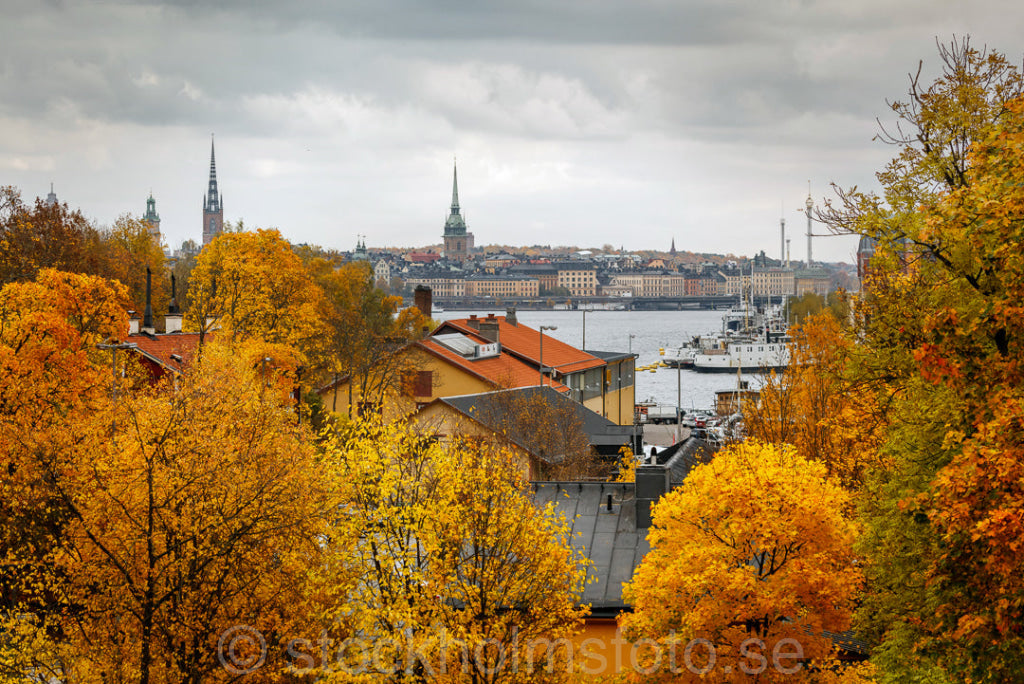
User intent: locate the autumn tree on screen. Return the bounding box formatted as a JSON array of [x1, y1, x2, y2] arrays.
[[1, 337, 326, 683], [314, 260, 427, 411], [0, 188, 107, 284], [0, 270, 128, 608], [744, 312, 886, 489], [620, 441, 867, 683], [100, 214, 168, 315], [305, 418, 589, 682], [458, 386, 604, 480], [815, 38, 1024, 681], [785, 291, 848, 326], [186, 228, 326, 358]]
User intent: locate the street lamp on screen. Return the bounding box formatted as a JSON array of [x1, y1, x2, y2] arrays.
[[582, 309, 592, 350], [676, 359, 683, 443], [628, 333, 637, 355], [539, 325, 558, 387]]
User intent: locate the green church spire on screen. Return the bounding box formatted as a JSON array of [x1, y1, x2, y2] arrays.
[[444, 158, 466, 236]]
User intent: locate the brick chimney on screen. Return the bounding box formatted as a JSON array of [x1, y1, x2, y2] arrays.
[[414, 285, 432, 319], [635, 464, 671, 529], [466, 314, 480, 330], [506, 307, 517, 326], [479, 313, 500, 344]]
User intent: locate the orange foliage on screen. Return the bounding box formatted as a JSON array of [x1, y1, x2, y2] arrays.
[[620, 441, 867, 683]]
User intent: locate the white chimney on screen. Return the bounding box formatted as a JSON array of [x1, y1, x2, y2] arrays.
[[128, 311, 140, 335], [165, 313, 183, 334]]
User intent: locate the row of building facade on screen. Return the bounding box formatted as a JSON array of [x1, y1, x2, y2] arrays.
[[401, 263, 833, 300]]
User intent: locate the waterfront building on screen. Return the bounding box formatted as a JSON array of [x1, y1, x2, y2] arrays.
[[793, 268, 832, 296], [751, 266, 794, 298], [373, 259, 391, 284], [554, 262, 598, 297], [609, 271, 685, 298], [464, 273, 540, 298], [511, 263, 558, 292], [404, 270, 466, 298]]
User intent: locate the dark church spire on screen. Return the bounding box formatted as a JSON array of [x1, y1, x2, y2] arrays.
[[205, 135, 220, 213], [202, 135, 225, 246]]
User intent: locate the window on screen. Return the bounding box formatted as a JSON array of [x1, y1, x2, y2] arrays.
[[414, 370, 433, 397]]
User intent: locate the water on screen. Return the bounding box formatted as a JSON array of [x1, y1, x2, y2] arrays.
[[436, 308, 759, 412]]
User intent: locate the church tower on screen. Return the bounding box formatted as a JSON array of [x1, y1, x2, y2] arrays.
[[202, 136, 224, 246], [442, 160, 474, 262], [143, 193, 161, 242]]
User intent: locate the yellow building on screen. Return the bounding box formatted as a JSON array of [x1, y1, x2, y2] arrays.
[[436, 313, 636, 426], [413, 386, 637, 481], [319, 312, 636, 429], [555, 264, 598, 297], [317, 333, 563, 421]]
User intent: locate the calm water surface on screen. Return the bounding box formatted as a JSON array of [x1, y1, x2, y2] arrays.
[[437, 308, 760, 411]]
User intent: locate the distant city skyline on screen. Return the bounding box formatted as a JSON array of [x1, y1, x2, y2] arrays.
[[3, 1, 1023, 263]]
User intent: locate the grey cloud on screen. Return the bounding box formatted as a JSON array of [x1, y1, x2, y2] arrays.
[[3, 0, 1024, 263]]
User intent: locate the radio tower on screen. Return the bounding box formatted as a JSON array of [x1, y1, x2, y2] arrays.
[[780, 209, 786, 264], [805, 182, 814, 268]]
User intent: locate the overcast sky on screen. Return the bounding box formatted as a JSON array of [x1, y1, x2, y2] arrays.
[[3, 0, 1022, 263]]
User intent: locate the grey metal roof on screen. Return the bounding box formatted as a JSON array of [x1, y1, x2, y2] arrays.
[[531, 481, 648, 614], [585, 349, 634, 363], [439, 386, 637, 456], [658, 437, 716, 483]]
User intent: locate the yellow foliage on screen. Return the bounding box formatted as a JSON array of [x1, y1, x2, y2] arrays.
[[614, 446, 637, 483], [186, 228, 326, 359], [307, 417, 589, 682], [1, 325, 326, 681]]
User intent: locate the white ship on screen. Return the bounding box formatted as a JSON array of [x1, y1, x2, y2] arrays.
[[691, 335, 790, 373], [691, 304, 791, 373]]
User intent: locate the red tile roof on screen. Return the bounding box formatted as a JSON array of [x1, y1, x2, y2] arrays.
[[129, 332, 205, 375], [436, 316, 606, 377], [417, 336, 569, 393]]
